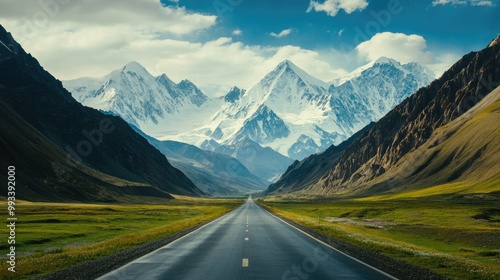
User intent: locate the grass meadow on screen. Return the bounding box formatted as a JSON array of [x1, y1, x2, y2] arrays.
[[0, 196, 242, 279]]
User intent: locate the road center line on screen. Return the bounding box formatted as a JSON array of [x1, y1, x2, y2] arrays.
[[245, 237, 249, 241], [242, 258, 249, 267]]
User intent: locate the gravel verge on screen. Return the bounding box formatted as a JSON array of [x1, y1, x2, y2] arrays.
[[261, 205, 446, 280]]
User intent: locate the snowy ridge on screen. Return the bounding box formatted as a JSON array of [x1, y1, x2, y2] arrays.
[[190, 58, 434, 159], [64, 62, 221, 139]]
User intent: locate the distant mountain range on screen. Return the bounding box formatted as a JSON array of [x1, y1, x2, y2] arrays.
[[65, 58, 433, 162], [208, 58, 434, 160], [267, 36, 500, 198], [0, 25, 203, 202], [2, 21, 496, 202], [132, 125, 266, 196], [64, 53, 434, 183]]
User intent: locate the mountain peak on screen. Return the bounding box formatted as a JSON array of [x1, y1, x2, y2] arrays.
[[269, 59, 329, 89], [374, 56, 399, 65], [122, 61, 147, 74], [280, 59, 294, 65], [277, 59, 300, 72], [178, 79, 195, 87], [157, 73, 174, 82], [224, 86, 245, 103], [488, 35, 500, 48]]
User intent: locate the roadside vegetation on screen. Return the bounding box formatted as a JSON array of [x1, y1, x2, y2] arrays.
[[0, 196, 242, 279], [258, 196, 500, 280]]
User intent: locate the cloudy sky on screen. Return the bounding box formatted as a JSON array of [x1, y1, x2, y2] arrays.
[[0, 0, 498, 96]]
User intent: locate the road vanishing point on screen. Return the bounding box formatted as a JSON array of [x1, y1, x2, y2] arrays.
[[98, 197, 395, 280]]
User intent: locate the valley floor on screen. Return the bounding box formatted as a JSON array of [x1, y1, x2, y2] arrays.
[[0, 196, 242, 279], [258, 196, 500, 280]]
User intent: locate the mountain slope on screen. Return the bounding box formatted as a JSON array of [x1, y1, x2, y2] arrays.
[[64, 58, 434, 162], [0, 24, 203, 199], [362, 85, 500, 199], [204, 58, 434, 160], [327, 57, 434, 137], [266, 36, 500, 197], [64, 62, 219, 140], [203, 136, 295, 183], [132, 126, 266, 196], [266, 123, 375, 195], [0, 100, 173, 202]]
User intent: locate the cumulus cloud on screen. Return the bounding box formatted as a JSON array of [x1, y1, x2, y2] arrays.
[[0, 0, 216, 37], [306, 0, 368, 17], [270, 28, 294, 38], [0, 0, 345, 97], [232, 29, 243, 36], [431, 0, 494, 6], [0, 1, 457, 96], [356, 32, 434, 63], [355, 32, 459, 78], [144, 40, 348, 96]]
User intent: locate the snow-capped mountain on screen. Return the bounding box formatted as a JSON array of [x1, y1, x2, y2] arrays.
[[64, 62, 219, 139], [326, 57, 435, 139], [199, 60, 334, 158], [64, 58, 434, 165], [195, 58, 434, 159]]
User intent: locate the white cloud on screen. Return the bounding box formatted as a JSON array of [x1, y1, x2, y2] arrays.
[[232, 29, 243, 36], [307, 0, 368, 17], [141, 40, 348, 96], [1, 7, 345, 97], [431, 0, 494, 6], [356, 32, 434, 63], [355, 32, 459, 78], [0, 0, 216, 37], [338, 28, 345, 37], [0, 1, 457, 96], [270, 28, 294, 38]]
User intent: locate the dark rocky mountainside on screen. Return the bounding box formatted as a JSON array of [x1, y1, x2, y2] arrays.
[[0, 25, 203, 201]]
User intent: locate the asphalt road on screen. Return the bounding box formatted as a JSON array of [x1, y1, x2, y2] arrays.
[[98, 197, 395, 280]]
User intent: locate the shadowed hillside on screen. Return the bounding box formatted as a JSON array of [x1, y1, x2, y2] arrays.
[[0, 24, 203, 201]]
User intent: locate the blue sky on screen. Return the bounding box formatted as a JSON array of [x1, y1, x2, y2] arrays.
[[163, 0, 498, 54], [0, 0, 498, 96]]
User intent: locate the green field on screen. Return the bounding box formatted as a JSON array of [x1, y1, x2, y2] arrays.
[[258, 198, 500, 280], [0, 196, 242, 279]]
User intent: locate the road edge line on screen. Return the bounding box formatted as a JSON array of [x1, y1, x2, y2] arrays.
[[259, 203, 398, 280]]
